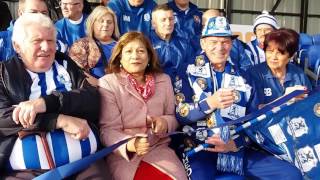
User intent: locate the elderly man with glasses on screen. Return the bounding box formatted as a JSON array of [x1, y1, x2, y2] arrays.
[[55, 0, 88, 49]]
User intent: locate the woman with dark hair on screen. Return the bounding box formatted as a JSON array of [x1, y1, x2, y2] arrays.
[[248, 28, 312, 105], [99, 32, 187, 180]]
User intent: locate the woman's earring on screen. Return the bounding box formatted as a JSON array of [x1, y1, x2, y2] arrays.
[[120, 63, 122, 67], [147, 63, 150, 67]]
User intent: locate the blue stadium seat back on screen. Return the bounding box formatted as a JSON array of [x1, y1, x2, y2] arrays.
[[311, 58, 320, 87], [307, 45, 320, 69], [312, 34, 320, 45], [313, 58, 320, 77], [297, 48, 308, 68], [299, 33, 313, 49], [297, 33, 315, 68]]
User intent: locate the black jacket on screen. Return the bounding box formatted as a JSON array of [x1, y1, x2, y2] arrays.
[[0, 52, 100, 169]]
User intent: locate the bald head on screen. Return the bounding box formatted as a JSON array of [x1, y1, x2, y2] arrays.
[[202, 9, 221, 27]]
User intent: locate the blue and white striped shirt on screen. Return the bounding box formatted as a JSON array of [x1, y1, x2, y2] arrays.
[[8, 60, 98, 170]]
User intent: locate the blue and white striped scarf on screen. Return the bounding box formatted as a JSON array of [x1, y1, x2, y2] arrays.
[[245, 39, 265, 65], [187, 54, 253, 175], [8, 60, 98, 170]]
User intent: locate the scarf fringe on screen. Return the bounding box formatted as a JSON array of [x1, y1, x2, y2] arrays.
[[217, 117, 244, 175], [217, 153, 244, 175], [220, 126, 230, 143]]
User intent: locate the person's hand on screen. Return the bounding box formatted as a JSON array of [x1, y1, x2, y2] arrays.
[[84, 71, 98, 87], [205, 134, 238, 153], [127, 136, 150, 156], [12, 98, 46, 128], [206, 88, 236, 110], [285, 85, 308, 101], [146, 116, 168, 136], [56, 114, 90, 140]]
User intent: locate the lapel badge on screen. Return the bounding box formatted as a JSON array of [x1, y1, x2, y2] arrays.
[[206, 115, 216, 128], [196, 78, 207, 90], [178, 103, 190, 117], [175, 93, 185, 105], [313, 103, 320, 117], [195, 55, 205, 66]]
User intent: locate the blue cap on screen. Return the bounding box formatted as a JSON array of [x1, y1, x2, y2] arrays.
[[202, 16, 237, 39]]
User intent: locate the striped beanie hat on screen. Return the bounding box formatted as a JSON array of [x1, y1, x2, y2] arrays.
[[253, 10, 279, 33]]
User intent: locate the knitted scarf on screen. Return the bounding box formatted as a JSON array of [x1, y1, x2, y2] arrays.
[[187, 53, 247, 175]]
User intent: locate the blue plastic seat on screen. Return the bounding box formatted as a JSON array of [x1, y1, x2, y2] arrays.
[[296, 48, 308, 68], [297, 34, 320, 68], [299, 33, 313, 49], [312, 34, 320, 45], [305, 45, 320, 86], [296, 33, 314, 68], [307, 45, 320, 70]]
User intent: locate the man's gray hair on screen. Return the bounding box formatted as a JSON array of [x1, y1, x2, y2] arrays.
[[12, 13, 57, 46]]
